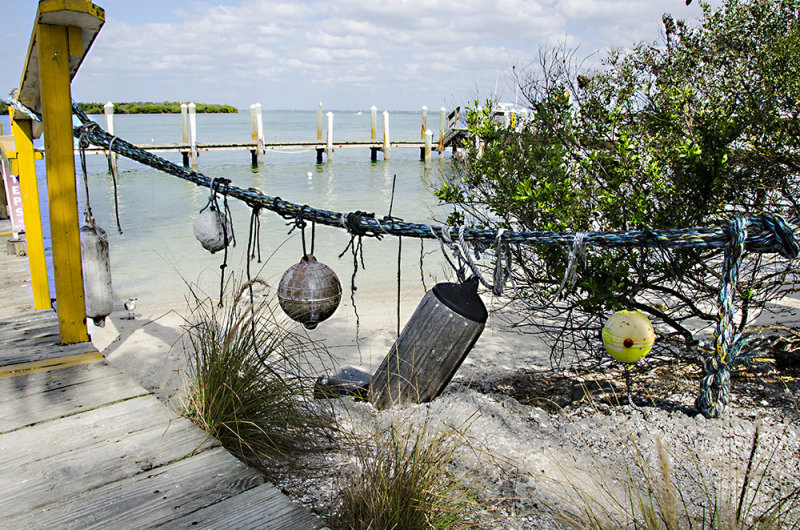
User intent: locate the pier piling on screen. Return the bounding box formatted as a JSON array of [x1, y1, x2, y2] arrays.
[[103, 101, 118, 172], [250, 103, 264, 165], [188, 102, 197, 167], [382, 110, 391, 160]]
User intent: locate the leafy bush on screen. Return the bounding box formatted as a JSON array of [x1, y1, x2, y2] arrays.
[[436, 0, 800, 366]]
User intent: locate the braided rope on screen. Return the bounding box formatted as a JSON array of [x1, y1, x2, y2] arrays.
[[67, 104, 800, 417], [696, 217, 749, 418]]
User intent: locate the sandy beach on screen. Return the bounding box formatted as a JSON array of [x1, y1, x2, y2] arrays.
[[89, 278, 800, 527]]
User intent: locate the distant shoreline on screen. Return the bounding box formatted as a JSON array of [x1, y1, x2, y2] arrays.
[[76, 102, 238, 114]]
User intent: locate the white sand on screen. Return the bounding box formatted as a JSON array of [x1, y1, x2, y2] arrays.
[[91, 284, 800, 527]]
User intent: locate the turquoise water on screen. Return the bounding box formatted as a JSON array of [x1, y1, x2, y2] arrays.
[[1, 110, 454, 312]]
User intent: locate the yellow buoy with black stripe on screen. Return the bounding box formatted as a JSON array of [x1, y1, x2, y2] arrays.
[[601, 310, 655, 363]]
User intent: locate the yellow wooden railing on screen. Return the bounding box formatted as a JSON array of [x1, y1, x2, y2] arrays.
[[11, 0, 105, 344]]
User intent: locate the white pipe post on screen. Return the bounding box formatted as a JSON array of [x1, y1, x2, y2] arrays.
[[188, 102, 198, 167], [317, 102, 323, 141], [424, 129, 432, 168], [370, 105, 377, 141], [420, 105, 427, 140], [181, 103, 189, 144], [250, 103, 264, 165], [256, 104, 264, 164], [382, 110, 391, 160], [103, 101, 118, 172], [326, 111, 334, 161], [439, 106, 446, 151]]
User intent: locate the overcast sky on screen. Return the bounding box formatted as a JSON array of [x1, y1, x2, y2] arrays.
[[1, 0, 721, 111]]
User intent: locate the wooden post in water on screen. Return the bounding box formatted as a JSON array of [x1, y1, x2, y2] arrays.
[[382, 110, 390, 160], [317, 102, 323, 141], [103, 101, 117, 172], [180, 103, 189, 166], [188, 102, 198, 167], [420, 105, 427, 140], [424, 129, 432, 168], [250, 103, 264, 165], [326, 111, 333, 161], [439, 107, 446, 152], [370, 106, 379, 161]]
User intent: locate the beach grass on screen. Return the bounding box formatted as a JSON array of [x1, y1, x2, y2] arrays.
[[180, 277, 333, 468], [331, 411, 486, 529], [551, 417, 800, 529]]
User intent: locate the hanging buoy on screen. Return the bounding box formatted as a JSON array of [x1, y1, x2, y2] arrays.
[[193, 206, 231, 254], [370, 276, 487, 410], [277, 254, 341, 329], [80, 220, 113, 327], [601, 310, 655, 363]]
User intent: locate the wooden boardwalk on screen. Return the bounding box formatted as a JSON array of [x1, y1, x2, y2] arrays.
[[0, 242, 324, 529]]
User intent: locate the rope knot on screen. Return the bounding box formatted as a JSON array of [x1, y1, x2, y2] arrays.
[[344, 211, 381, 238], [746, 213, 799, 259]]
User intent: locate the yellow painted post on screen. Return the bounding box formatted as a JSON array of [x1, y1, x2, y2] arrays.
[[37, 23, 88, 344], [9, 112, 51, 309]]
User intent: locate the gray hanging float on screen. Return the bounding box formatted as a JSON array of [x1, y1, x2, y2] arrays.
[[80, 218, 113, 327], [193, 205, 232, 253], [193, 179, 233, 254], [277, 254, 342, 329]]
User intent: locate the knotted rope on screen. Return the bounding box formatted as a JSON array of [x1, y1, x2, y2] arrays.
[[62, 102, 800, 417], [695, 213, 798, 417]]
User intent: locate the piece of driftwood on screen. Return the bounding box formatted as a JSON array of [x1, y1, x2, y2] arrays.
[[370, 277, 487, 410]]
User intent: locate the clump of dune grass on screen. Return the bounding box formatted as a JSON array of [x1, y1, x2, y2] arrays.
[[553, 421, 800, 529], [181, 277, 333, 468], [331, 412, 486, 530]]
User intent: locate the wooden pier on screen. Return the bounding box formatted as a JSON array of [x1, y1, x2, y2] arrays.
[[82, 138, 436, 165], [82, 104, 467, 167], [0, 230, 325, 529]]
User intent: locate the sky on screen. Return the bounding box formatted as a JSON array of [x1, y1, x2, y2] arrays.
[[0, 0, 722, 111]]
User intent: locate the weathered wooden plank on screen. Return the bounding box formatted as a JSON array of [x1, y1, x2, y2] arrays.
[[0, 361, 148, 433], [159, 481, 326, 530], [0, 315, 57, 333], [0, 309, 56, 326], [3, 446, 264, 529], [0, 403, 218, 519], [0, 340, 97, 367], [0, 326, 60, 343], [0, 396, 205, 468]]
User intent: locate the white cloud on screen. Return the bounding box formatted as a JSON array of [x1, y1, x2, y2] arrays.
[[36, 0, 721, 109]]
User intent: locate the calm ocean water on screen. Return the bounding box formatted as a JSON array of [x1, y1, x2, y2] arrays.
[[1, 110, 455, 312]]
